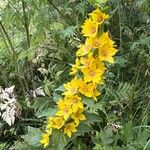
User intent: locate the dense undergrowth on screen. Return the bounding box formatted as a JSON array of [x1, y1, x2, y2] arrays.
[[0, 0, 150, 150]]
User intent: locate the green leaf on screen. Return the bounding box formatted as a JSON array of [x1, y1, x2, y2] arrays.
[[27, 48, 36, 61], [53, 92, 61, 102], [21, 126, 42, 146], [61, 26, 78, 39], [10, 141, 42, 150], [99, 129, 113, 146], [44, 84, 51, 96], [83, 97, 95, 107], [49, 129, 67, 150], [87, 0, 108, 8], [50, 22, 64, 33], [54, 85, 65, 92], [83, 97, 104, 114], [56, 70, 64, 76], [75, 122, 92, 136], [84, 112, 102, 124], [32, 97, 55, 118], [123, 121, 133, 143], [36, 108, 57, 118], [93, 144, 103, 150]]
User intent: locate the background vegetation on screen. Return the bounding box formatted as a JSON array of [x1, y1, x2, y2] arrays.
[[0, 0, 149, 149]]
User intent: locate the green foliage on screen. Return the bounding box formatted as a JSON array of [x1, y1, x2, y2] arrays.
[[0, 0, 149, 149], [92, 122, 150, 150], [22, 126, 42, 146], [11, 126, 42, 150], [88, 0, 108, 8], [48, 130, 67, 150], [31, 97, 57, 118]]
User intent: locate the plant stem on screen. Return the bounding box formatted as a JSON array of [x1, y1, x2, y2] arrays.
[[118, 1, 122, 50], [22, 0, 30, 47], [21, 0, 35, 90], [17, 65, 26, 97], [48, 0, 73, 25], [0, 26, 27, 96], [143, 139, 150, 150], [0, 27, 10, 53], [21, 118, 43, 122], [47, 0, 82, 42], [0, 21, 16, 57]]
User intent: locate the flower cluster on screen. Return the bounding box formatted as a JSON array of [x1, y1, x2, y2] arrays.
[[40, 8, 117, 148]]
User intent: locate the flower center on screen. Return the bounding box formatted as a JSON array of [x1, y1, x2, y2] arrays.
[[70, 87, 77, 93], [57, 121, 61, 126], [64, 108, 69, 113], [85, 61, 91, 67], [89, 70, 95, 77], [98, 16, 102, 22], [84, 87, 90, 93], [73, 98, 78, 103], [84, 44, 91, 52], [94, 41, 99, 47], [101, 50, 107, 57], [91, 27, 96, 34]]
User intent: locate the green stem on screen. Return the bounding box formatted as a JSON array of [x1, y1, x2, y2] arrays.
[[21, 118, 43, 122], [0, 21, 16, 57], [22, 0, 30, 47], [21, 0, 35, 90], [47, 0, 82, 43], [17, 64, 26, 98], [0, 21, 26, 97], [118, 1, 122, 50], [0, 27, 10, 53], [48, 0, 73, 25], [143, 139, 150, 150]]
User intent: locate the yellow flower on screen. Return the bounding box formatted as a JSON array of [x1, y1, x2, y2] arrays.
[[40, 9, 118, 148], [88, 32, 112, 49], [76, 38, 92, 56], [89, 36, 101, 48], [46, 117, 54, 129], [65, 95, 83, 112], [51, 116, 65, 129], [40, 133, 50, 148], [71, 108, 86, 125], [63, 77, 80, 96], [81, 61, 106, 83], [64, 122, 77, 137], [93, 90, 101, 100], [81, 18, 98, 37], [56, 102, 72, 120], [97, 32, 117, 63], [45, 128, 52, 135], [70, 58, 80, 75], [79, 81, 101, 100], [80, 54, 95, 68], [89, 8, 109, 25], [99, 32, 115, 46], [99, 44, 117, 63], [79, 81, 93, 97]]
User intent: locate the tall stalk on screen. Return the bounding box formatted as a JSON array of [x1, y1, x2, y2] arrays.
[[21, 0, 35, 90]]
